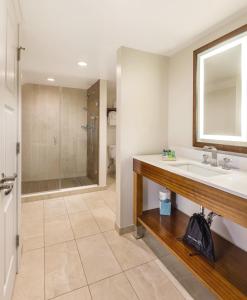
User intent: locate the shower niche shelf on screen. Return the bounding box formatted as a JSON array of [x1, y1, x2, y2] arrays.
[[107, 107, 116, 116]]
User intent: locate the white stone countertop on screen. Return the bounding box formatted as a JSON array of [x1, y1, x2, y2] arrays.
[[133, 154, 247, 200]]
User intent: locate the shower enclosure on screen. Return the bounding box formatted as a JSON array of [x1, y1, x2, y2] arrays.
[[21, 81, 100, 194]]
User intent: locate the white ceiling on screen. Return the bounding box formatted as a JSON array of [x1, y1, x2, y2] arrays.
[[20, 0, 247, 89]]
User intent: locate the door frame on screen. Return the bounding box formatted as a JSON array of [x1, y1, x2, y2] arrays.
[[16, 23, 22, 271], [12, 0, 22, 272], [0, 1, 22, 298]]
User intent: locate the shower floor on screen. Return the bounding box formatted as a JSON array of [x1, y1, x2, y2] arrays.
[[22, 176, 95, 194]]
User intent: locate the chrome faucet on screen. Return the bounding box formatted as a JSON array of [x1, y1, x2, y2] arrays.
[[203, 146, 218, 167]]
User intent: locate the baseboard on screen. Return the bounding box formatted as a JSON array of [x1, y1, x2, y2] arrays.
[[115, 223, 135, 235]]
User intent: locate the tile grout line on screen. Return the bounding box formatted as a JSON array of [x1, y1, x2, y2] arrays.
[[99, 226, 164, 300], [27, 191, 129, 300], [87, 285, 93, 300], [122, 271, 141, 300], [104, 228, 144, 300], [99, 224, 142, 299], [44, 198, 75, 249], [88, 270, 123, 287], [98, 216, 142, 299], [102, 229, 157, 271], [155, 259, 193, 300], [43, 195, 109, 246], [22, 189, 147, 300], [87, 197, 114, 234], [22, 242, 44, 253], [88, 192, 156, 278], [69, 197, 131, 291], [44, 196, 83, 300], [47, 286, 89, 300], [102, 191, 116, 213], [43, 197, 67, 221], [44, 237, 75, 248], [123, 257, 191, 300], [45, 196, 89, 299], [73, 206, 118, 286], [24, 188, 181, 294], [65, 198, 90, 289], [72, 194, 126, 289]]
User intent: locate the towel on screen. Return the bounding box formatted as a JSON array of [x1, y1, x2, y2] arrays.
[[108, 111, 116, 126]]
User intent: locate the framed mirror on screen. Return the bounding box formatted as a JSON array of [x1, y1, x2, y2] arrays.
[[193, 24, 247, 153]]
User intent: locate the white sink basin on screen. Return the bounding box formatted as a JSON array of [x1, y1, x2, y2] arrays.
[[171, 163, 226, 178]]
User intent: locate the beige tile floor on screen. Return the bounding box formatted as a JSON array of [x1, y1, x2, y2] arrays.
[[13, 180, 213, 300]]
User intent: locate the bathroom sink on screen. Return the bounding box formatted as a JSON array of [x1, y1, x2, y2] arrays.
[[171, 163, 226, 177], [173, 163, 225, 177]]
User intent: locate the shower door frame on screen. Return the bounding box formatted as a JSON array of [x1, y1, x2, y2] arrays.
[[21, 80, 107, 198]]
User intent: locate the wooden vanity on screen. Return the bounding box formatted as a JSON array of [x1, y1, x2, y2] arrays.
[[133, 158, 247, 300]]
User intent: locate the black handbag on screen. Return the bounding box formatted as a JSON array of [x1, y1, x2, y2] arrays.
[[183, 213, 216, 262]]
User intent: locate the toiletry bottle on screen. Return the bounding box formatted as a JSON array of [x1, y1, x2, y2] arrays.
[[162, 149, 168, 160], [159, 189, 171, 216]]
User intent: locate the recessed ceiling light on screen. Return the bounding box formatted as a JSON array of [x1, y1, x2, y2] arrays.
[[47, 78, 55, 82], [78, 61, 87, 67]]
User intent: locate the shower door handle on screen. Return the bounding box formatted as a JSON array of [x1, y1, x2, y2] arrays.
[[0, 173, 17, 183], [53, 136, 57, 145]]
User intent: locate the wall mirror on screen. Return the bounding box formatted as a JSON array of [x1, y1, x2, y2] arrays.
[[193, 24, 247, 153]]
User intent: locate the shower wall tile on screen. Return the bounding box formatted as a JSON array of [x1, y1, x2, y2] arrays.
[[87, 81, 100, 184], [22, 84, 60, 181], [60, 87, 87, 178]]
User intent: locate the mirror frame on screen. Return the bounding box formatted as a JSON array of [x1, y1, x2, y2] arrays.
[[193, 24, 247, 154]]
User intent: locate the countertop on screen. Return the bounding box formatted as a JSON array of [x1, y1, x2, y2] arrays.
[[133, 154, 247, 200]]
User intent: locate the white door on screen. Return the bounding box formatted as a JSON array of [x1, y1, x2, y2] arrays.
[[0, 0, 19, 299]]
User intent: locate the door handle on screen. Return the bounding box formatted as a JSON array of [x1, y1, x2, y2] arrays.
[[0, 183, 14, 195], [0, 173, 17, 184]]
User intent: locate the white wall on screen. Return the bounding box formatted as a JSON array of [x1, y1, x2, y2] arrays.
[[168, 14, 247, 251], [116, 47, 169, 228]]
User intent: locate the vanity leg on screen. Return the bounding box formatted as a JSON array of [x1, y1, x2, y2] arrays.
[[133, 172, 144, 239], [134, 225, 145, 239]]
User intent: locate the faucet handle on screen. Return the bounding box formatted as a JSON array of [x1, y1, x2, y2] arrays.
[[222, 157, 232, 170], [202, 154, 210, 164]]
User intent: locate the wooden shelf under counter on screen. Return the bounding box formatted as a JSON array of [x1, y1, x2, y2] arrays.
[[133, 158, 247, 299], [138, 208, 247, 299]]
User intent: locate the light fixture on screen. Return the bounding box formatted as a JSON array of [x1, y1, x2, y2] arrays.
[[77, 61, 87, 67], [47, 78, 55, 82]]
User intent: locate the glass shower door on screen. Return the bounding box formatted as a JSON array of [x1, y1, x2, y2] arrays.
[[21, 84, 60, 194], [60, 87, 91, 188], [86, 81, 100, 185], [21, 82, 100, 194]]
